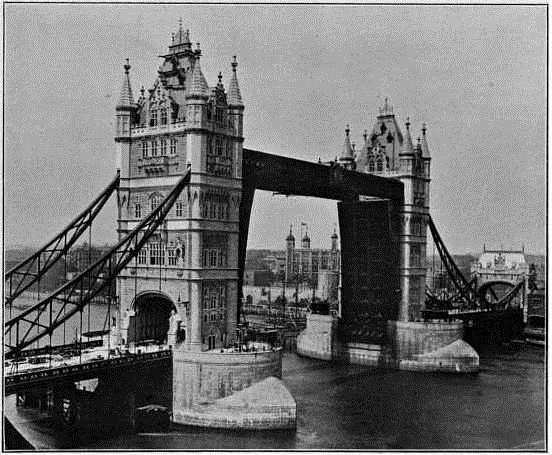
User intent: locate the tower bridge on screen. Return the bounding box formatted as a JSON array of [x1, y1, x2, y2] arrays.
[[4, 23, 525, 437]]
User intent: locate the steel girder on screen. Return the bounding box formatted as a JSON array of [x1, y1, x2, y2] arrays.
[[5, 170, 191, 357], [4, 173, 120, 306]]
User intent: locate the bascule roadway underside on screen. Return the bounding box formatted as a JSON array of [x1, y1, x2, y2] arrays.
[[239, 149, 404, 341]]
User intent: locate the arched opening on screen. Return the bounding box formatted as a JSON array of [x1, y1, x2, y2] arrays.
[[128, 292, 175, 344], [477, 281, 518, 308]]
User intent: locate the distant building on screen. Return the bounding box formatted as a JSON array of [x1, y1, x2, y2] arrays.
[[470, 248, 529, 285], [284, 227, 340, 286]]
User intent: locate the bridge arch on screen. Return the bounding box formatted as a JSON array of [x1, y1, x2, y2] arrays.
[[128, 291, 176, 344], [477, 280, 520, 308]]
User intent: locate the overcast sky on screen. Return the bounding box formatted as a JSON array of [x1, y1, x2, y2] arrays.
[[4, 4, 546, 254]]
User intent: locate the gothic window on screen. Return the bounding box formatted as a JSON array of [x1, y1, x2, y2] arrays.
[[170, 138, 177, 155], [150, 194, 162, 211], [151, 140, 158, 157], [160, 139, 167, 155], [202, 281, 227, 328], [142, 142, 148, 158], [376, 158, 384, 172], [138, 248, 147, 265], [410, 244, 421, 268], [175, 201, 184, 217], [368, 159, 375, 173], [135, 203, 141, 218], [149, 242, 164, 265], [167, 247, 177, 266], [202, 233, 228, 268], [160, 109, 168, 125], [150, 109, 158, 127], [209, 250, 217, 267], [216, 137, 224, 156], [215, 107, 224, 124], [207, 135, 233, 177]]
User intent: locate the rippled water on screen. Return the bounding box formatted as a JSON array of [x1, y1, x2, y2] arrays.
[[82, 344, 544, 450]]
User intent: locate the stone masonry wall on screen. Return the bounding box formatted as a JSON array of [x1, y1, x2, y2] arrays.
[[386, 320, 464, 359], [172, 348, 282, 412]]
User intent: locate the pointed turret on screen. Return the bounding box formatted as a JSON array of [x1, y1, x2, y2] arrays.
[[228, 56, 244, 107], [341, 125, 354, 159], [355, 130, 370, 171], [286, 225, 295, 250], [415, 136, 423, 155], [187, 56, 208, 99], [117, 59, 135, 109], [399, 118, 414, 156], [302, 229, 311, 249], [115, 59, 136, 178], [421, 123, 431, 159], [339, 125, 356, 170], [421, 123, 431, 180]]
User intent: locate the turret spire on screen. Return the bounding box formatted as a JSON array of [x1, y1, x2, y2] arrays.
[[187, 56, 208, 98], [421, 122, 431, 159], [117, 58, 135, 108], [228, 56, 244, 107], [174, 18, 190, 46], [400, 117, 414, 155], [341, 124, 354, 160]]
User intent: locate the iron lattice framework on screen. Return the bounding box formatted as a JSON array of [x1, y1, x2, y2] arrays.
[[5, 170, 191, 357], [4, 173, 120, 306], [427, 215, 524, 311]]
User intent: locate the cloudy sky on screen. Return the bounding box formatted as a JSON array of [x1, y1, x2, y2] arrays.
[[4, 4, 546, 254]]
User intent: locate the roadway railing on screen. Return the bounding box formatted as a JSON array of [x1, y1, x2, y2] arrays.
[[4, 350, 172, 395]]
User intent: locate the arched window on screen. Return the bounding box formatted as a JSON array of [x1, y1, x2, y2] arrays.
[[376, 158, 384, 172], [150, 194, 162, 211], [170, 138, 177, 155], [368, 159, 375, 173], [175, 201, 184, 217], [150, 109, 158, 127]]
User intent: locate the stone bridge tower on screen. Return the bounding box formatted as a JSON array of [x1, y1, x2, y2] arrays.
[[114, 24, 244, 352], [351, 99, 431, 322]]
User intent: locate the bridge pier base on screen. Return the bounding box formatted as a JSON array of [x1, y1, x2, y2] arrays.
[[297, 314, 479, 373], [172, 345, 296, 430]]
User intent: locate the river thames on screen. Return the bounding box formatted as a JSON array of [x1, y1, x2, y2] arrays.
[[6, 296, 545, 450], [80, 345, 544, 450]]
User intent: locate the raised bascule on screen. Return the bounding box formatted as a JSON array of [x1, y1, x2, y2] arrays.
[[4, 24, 526, 438]]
